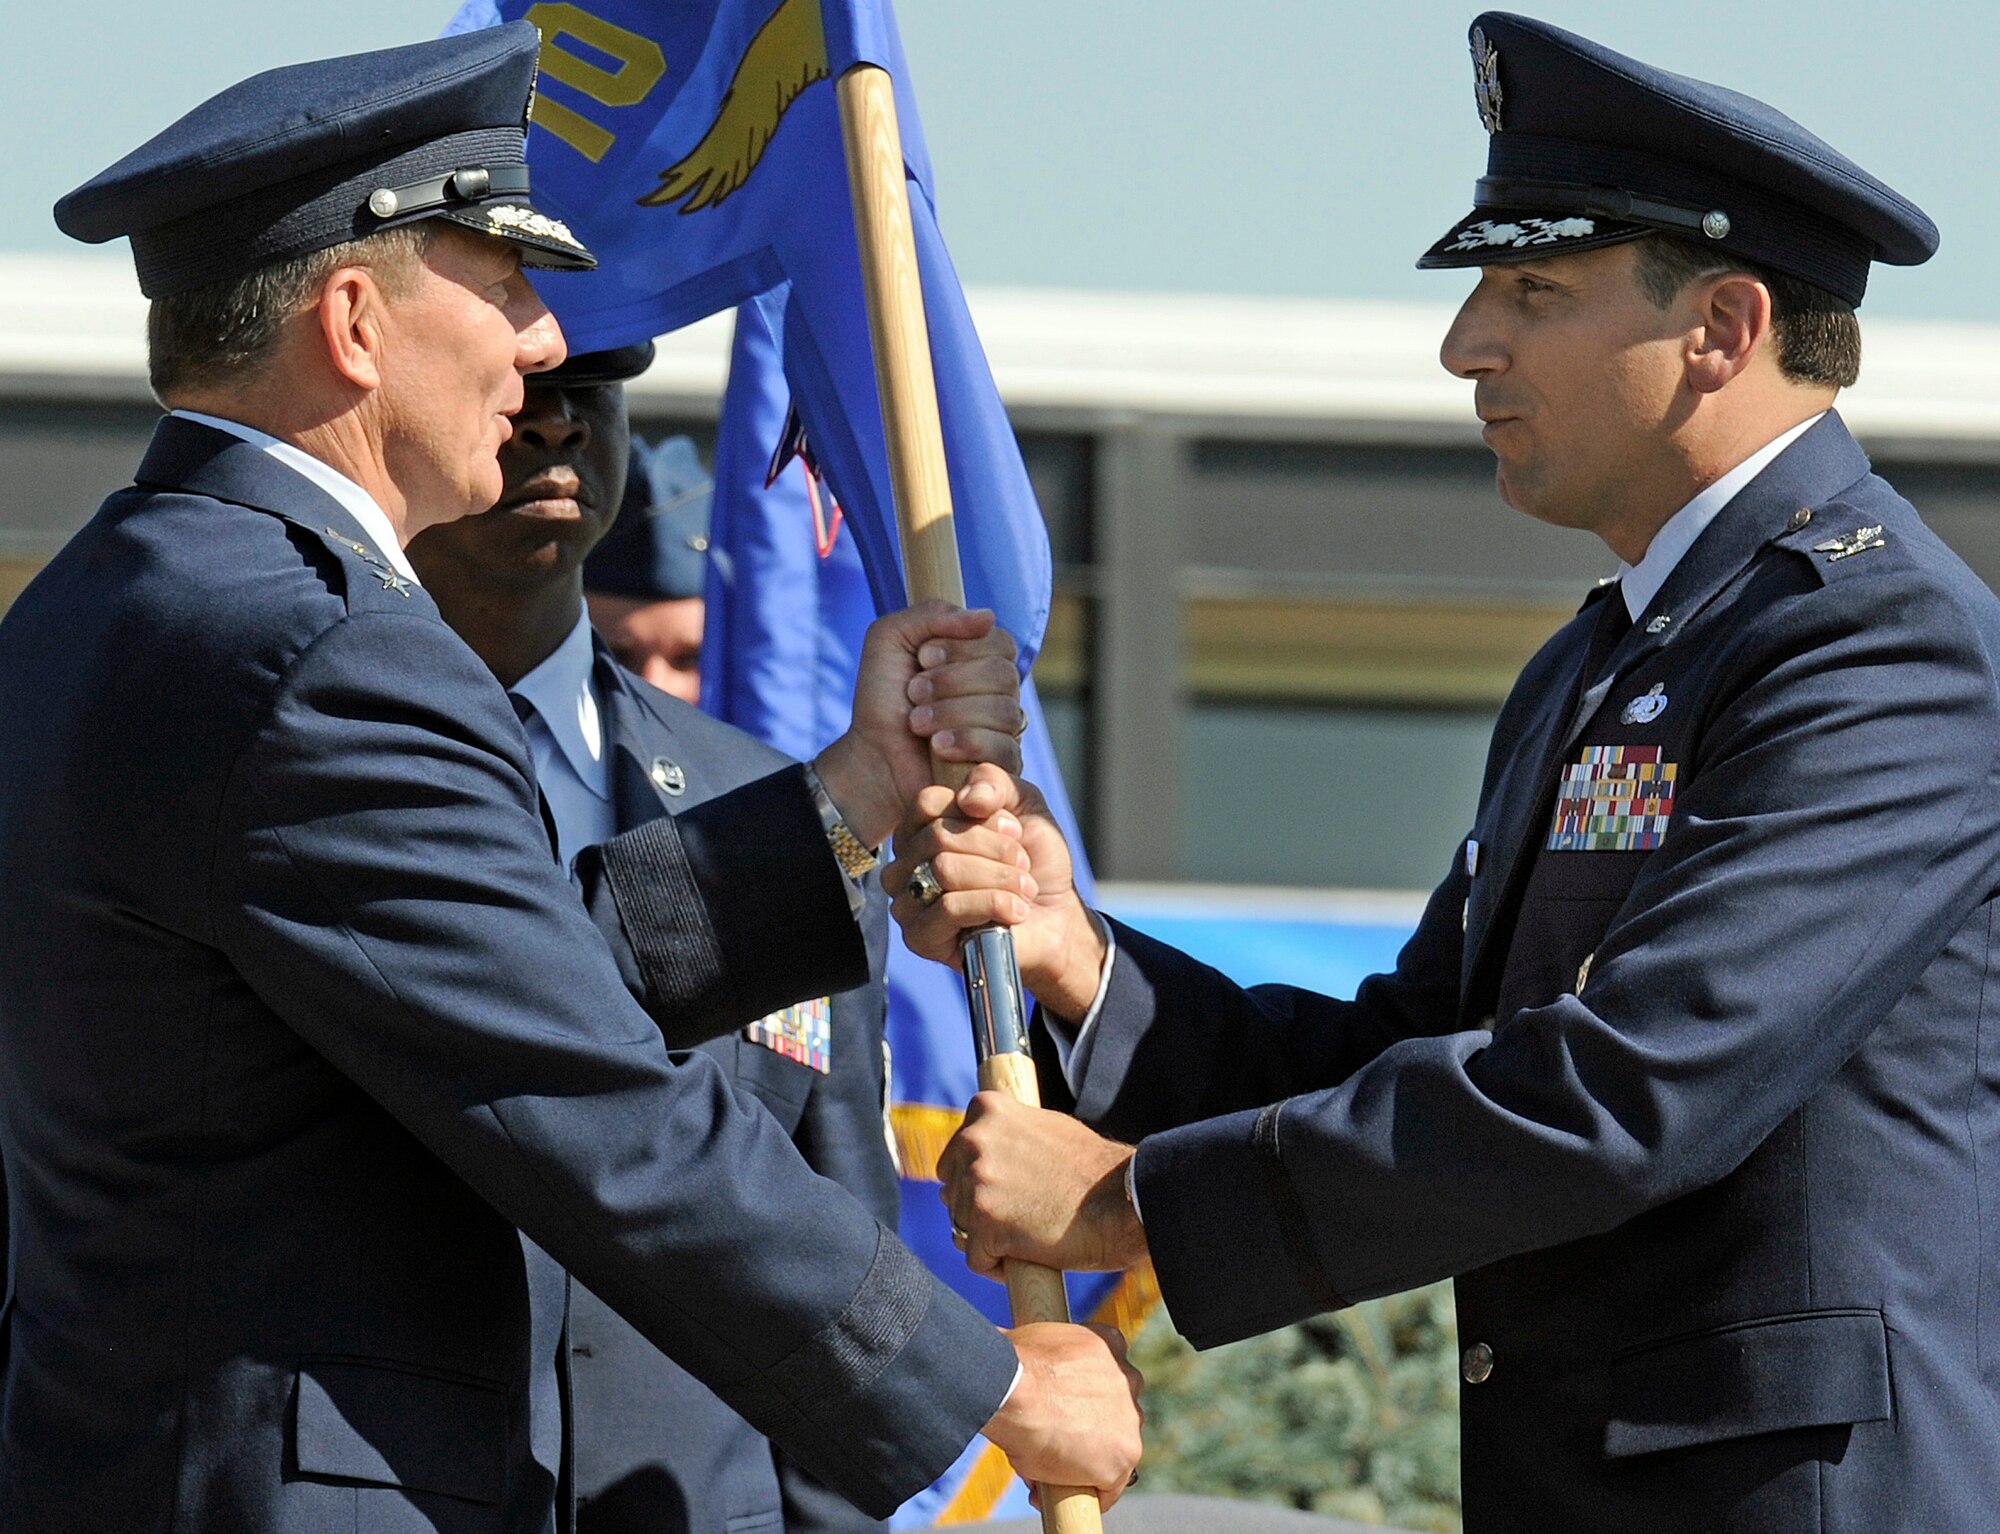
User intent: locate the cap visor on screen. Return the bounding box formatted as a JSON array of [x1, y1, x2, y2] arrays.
[[441, 201, 596, 271], [1417, 208, 1650, 270]]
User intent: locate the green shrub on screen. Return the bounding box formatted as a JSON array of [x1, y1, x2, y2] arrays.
[[1127, 1283, 1462, 1532]]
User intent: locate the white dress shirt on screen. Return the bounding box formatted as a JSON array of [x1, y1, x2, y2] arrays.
[[1055, 412, 1830, 1140], [169, 409, 422, 587], [1618, 413, 1824, 621], [508, 613, 614, 869]]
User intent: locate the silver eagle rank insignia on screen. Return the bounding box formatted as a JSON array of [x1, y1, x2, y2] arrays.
[[1812, 525, 1887, 563]]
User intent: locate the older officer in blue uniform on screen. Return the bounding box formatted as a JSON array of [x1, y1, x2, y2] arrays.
[[409, 342, 902, 1534], [0, 27, 1143, 1534], [899, 15, 1999, 1533]]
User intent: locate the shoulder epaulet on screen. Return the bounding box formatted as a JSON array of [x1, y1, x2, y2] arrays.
[[1770, 500, 1915, 586]]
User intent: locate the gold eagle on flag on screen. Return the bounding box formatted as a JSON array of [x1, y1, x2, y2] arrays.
[[641, 0, 827, 213]]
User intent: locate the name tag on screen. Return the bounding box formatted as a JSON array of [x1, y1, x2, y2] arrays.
[[1548, 745, 1676, 853], [746, 997, 832, 1073]]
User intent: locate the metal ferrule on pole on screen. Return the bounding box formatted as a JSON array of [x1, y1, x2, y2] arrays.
[[963, 927, 1032, 1062]]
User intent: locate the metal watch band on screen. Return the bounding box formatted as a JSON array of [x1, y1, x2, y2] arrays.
[[801, 761, 879, 878]]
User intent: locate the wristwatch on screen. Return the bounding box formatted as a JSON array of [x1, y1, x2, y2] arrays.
[[801, 760, 879, 879]]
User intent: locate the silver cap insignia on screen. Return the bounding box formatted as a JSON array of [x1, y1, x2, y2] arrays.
[[1471, 27, 1504, 133]]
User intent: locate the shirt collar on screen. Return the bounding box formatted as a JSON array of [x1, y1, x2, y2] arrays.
[[1619, 411, 1826, 621], [169, 409, 422, 587], [511, 611, 608, 800]]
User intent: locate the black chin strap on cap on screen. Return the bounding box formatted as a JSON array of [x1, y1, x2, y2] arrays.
[[1476, 176, 1732, 242], [364, 162, 532, 222]]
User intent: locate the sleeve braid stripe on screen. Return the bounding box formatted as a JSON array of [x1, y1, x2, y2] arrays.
[[1252, 1101, 1345, 1314], [598, 813, 727, 1015]]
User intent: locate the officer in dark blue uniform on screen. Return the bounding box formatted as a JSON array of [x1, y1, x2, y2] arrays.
[[408, 342, 900, 1534], [900, 15, 2000, 1533], [0, 27, 1143, 1534]]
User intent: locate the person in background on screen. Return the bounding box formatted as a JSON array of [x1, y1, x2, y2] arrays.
[[583, 418, 711, 705], [409, 340, 903, 1534]]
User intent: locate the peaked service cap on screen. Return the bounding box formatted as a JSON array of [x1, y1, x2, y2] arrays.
[[536, 341, 657, 388], [584, 436, 714, 603], [54, 23, 594, 299], [1416, 13, 1937, 306]]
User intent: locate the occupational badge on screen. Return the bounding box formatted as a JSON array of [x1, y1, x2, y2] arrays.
[[648, 755, 687, 796], [1549, 745, 1677, 852], [1620, 682, 1668, 725], [746, 996, 832, 1073], [1813, 525, 1887, 562], [1471, 26, 1504, 132]]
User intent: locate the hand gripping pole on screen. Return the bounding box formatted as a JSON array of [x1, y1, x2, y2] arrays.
[[834, 60, 1104, 1534]]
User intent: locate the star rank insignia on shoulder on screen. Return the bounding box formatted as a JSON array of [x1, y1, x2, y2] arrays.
[[1812, 525, 1887, 563], [324, 526, 413, 597]]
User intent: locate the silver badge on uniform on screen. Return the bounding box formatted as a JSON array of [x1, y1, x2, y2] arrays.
[[649, 756, 686, 796], [1621, 682, 1668, 725]]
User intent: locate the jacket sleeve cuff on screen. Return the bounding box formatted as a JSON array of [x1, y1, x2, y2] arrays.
[[585, 764, 868, 1045], [1065, 916, 1167, 1137], [1134, 1100, 1347, 1351], [725, 1228, 1018, 1515]]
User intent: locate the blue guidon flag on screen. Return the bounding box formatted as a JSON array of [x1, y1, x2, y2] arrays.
[[445, 0, 1052, 672], [442, 0, 1141, 1518]]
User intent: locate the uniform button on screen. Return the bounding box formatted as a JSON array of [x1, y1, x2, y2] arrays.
[[1787, 507, 1812, 532], [1462, 1342, 1495, 1384]]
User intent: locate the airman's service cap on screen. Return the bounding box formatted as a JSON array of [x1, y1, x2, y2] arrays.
[[54, 24, 594, 299], [537, 341, 657, 388], [584, 436, 714, 603], [1417, 13, 1937, 306]]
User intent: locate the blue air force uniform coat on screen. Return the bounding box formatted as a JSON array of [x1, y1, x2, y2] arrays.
[[570, 644, 894, 1534], [1063, 415, 2000, 1533], [0, 416, 1016, 1534]]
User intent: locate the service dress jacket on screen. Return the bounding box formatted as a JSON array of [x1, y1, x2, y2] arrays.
[[0, 416, 1015, 1534], [569, 643, 896, 1534], [1066, 415, 2000, 1533]]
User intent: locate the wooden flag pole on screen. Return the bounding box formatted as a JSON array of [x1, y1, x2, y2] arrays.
[[834, 61, 1106, 1534]]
